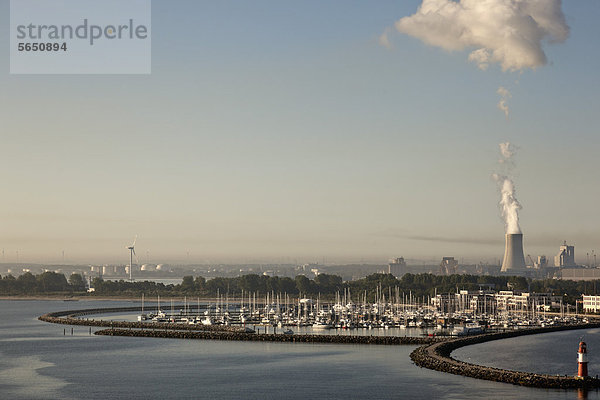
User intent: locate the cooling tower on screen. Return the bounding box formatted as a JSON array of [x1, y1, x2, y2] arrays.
[[501, 233, 527, 272]]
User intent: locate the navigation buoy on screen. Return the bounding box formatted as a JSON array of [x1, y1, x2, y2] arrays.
[[578, 341, 588, 378]]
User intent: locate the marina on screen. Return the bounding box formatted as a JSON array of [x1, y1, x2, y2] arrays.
[[3, 299, 600, 399], [38, 302, 600, 392], [110, 289, 589, 338]]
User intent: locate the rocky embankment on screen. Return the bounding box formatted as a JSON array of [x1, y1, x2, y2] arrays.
[[410, 323, 600, 389], [94, 327, 439, 345]]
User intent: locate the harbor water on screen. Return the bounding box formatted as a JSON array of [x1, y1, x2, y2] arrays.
[[0, 300, 596, 399]]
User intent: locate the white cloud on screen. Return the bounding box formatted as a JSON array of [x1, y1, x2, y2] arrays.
[[390, 0, 569, 71], [468, 48, 491, 71]]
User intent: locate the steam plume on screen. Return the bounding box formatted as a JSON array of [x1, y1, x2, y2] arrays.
[[388, 0, 569, 71], [493, 142, 522, 234], [379, 28, 393, 49], [497, 86, 511, 119], [498, 141, 515, 160]]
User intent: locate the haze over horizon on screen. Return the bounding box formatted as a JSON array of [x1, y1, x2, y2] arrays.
[[0, 0, 599, 266]]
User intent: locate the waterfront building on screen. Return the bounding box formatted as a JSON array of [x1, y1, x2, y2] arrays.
[[495, 291, 560, 312], [431, 290, 496, 314], [582, 295, 600, 312], [432, 290, 560, 314]]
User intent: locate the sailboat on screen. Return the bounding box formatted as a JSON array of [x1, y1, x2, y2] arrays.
[[137, 293, 149, 321], [151, 295, 167, 322]]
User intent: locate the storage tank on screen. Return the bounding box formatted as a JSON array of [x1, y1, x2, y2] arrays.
[[140, 264, 155, 271]]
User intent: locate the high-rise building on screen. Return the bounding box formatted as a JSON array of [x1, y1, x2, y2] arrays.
[[388, 257, 406, 278], [439, 257, 459, 275], [555, 241, 575, 267]]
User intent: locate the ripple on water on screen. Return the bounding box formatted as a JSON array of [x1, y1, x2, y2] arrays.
[[0, 353, 71, 400]]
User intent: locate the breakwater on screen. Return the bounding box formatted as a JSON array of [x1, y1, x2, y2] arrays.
[[39, 306, 440, 345], [38, 307, 247, 333], [410, 323, 600, 389], [94, 327, 439, 345]]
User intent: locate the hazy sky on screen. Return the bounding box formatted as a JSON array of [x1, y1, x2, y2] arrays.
[[0, 0, 599, 265]]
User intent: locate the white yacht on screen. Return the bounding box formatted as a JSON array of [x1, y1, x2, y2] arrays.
[[312, 321, 333, 330]]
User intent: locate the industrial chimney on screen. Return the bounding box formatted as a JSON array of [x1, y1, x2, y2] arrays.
[[501, 233, 527, 273]]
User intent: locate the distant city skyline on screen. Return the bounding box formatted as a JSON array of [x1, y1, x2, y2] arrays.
[[0, 1, 599, 265]]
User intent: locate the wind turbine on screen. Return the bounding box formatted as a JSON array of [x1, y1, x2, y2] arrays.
[[127, 236, 138, 281]]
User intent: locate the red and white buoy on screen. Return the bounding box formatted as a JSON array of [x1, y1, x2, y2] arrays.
[[578, 341, 588, 378]]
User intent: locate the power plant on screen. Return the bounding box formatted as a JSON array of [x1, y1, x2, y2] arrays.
[[501, 233, 527, 273]]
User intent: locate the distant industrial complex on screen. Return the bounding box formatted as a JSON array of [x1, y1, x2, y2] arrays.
[[0, 233, 598, 284], [386, 239, 598, 282]]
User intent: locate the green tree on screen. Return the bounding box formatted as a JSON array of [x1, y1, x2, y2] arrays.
[[295, 275, 314, 295], [68, 273, 86, 291], [279, 277, 298, 294], [91, 277, 104, 293], [314, 274, 343, 292], [194, 276, 206, 292], [507, 276, 528, 291], [17, 272, 38, 293], [239, 274, 261, 292], [36, 272, 68, 292], [181, 276, 195, 292]]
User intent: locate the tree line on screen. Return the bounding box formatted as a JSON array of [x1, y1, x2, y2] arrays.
[[0, 271, 597, 303], [0, 271, 86, 295]]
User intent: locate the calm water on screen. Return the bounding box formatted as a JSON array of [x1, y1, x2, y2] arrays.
[[0, 300, 594, 399]]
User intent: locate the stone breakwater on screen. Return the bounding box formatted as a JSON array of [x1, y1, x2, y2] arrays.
[[38, 307, 248, 333], [410, 323, 600, 389], [94, 328, 440, 345], [39, 306, 440, 345]]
